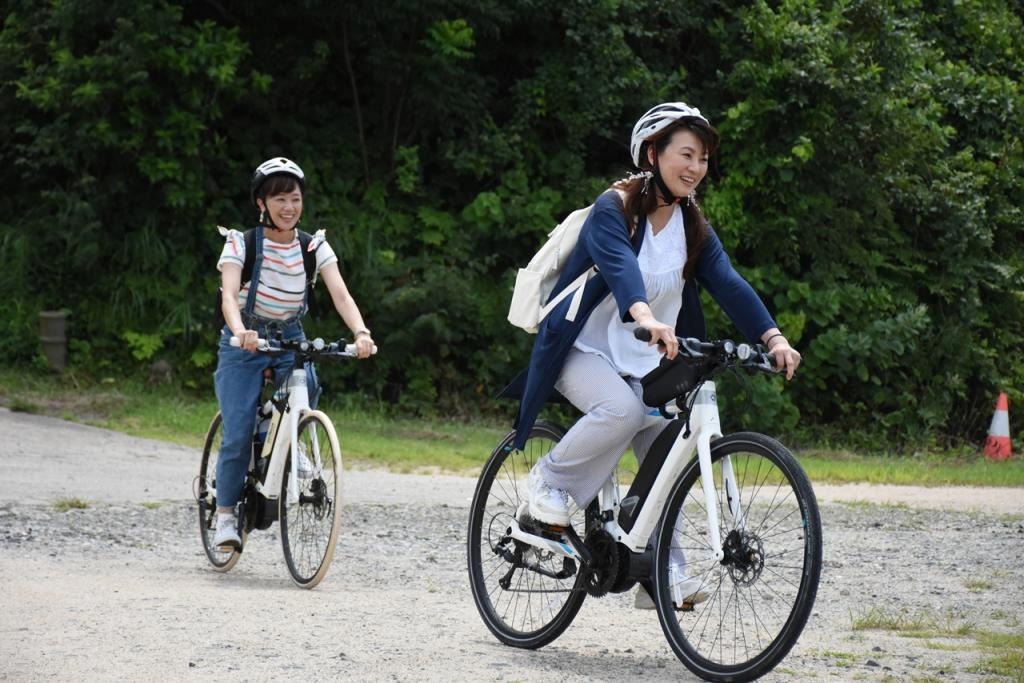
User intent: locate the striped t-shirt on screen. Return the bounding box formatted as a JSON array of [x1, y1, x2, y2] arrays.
[[218, 230, 339, 320]]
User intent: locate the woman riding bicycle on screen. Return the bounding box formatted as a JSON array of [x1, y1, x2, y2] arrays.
[[212, 157, 375, 550], [514, 102, 802, 607]]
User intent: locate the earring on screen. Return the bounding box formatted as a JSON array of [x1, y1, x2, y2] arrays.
[[687, 191, 696, 206], [259, 210, 267, 225], [641, 171, 652, 195]]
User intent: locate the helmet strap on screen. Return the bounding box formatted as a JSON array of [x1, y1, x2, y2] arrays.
[[652, 167, 682, 207], [257, 203, 297, 232]]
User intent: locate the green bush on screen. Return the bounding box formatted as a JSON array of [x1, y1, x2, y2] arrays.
[[1, 0, 1021, 448]]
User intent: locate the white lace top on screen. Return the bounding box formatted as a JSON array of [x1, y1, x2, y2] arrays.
[[574, 203, 686, 377]]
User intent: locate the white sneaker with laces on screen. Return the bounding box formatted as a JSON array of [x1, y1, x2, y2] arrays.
[[295, 444, 315, 479], [526, 466, 571, 527], [213, 513, 241, 550]]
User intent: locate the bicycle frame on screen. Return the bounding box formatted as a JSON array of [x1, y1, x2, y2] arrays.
[[256, 365, 319, 506], [511, 381, 741, 564]]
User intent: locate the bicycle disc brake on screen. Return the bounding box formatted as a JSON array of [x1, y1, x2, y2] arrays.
[[722, 529, 765, 585]]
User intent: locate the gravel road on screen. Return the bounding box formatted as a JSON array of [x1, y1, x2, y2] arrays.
[[1, 408, 1022, 681]]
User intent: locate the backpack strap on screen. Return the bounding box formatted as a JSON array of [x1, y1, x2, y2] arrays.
[[241, 227, 258, 286], [297, 230, 318, 288], [539, 267, 597, 324], [243, 228, 317, 288], [241, 227, 264, 319]]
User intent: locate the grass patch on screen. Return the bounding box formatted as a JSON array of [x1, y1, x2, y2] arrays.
[[53, 497, 89, 512], [8, 396, 41, 413], [3, 367, 1024, 484], [796, 447, 1024, 487], [837, 499, 910, 511], [850, 606, 973, 638], [140, 502, 163, 510], [968, 631, 1024, 680], [922, 640, 969, 652], [964, 578, 992, 592], [820, 650, 858, 666]]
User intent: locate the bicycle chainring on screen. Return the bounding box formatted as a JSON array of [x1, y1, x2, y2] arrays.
[[583, 529, 620, 597]]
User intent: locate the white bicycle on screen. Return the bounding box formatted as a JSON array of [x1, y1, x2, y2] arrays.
[[195, 336, 371, 588], [468, 330, 822, 681]]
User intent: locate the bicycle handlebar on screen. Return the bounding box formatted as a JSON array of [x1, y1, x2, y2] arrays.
[[230, 336, 377, 358], [633, 327, 776, 374]]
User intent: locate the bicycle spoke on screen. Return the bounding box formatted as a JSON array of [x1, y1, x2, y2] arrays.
[[656, 434, 821, 679]]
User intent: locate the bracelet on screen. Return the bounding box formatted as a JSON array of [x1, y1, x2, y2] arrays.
[[764, 332, 786, 347], [354, 329, 371, 339]]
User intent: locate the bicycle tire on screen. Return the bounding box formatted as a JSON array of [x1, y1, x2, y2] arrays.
[[653, 432, 822, 682], [196, 411, 245, 571], [279, 410, 343, 589], [467, 420, 589, 649]]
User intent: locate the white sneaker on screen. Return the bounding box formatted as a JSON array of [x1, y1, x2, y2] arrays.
[[670, 563, 710, 608], [213, 513, 241, 550], [634, 566, 710, 610], [295, 444, 314, 479], [634, 585, 657, 609], [526, 466, 571, 527]]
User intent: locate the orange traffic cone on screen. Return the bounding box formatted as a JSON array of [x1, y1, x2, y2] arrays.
[[983, 392, 1012, 461]]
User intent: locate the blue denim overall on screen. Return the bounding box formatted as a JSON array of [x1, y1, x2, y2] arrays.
[[213, 228, 320, 509]]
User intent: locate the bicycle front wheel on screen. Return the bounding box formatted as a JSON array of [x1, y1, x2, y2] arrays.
[[653, 432, 822, 682], [196, 411, 244, 571], [279, 410, 343, 589], [467, 420, 589, 649]]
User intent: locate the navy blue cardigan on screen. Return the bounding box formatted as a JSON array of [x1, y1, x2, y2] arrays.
[[509, 190, 776, 449]]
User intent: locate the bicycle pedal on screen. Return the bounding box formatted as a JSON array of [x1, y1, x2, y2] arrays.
[[518, 515, 568, 541], [536, 520, 569, 534]]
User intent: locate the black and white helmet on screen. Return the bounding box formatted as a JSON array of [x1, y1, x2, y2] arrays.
[[250, 157, 305, 206], [630, 102, 709, 167]]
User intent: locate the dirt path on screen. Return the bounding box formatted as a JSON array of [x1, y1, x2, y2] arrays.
[[1, 408, 1021, 681]]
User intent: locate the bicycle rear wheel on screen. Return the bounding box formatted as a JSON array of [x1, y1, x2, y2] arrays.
[[467, 420, 589, 649], [653, 432, 822, 682], [196, 412, 245, 571], [279, 410, 342, 589]]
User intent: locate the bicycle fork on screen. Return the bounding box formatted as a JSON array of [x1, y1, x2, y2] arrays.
[[690, 383, 744, 562]]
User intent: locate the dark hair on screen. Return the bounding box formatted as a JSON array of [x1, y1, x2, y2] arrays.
[[256, 174, 303, 203], [613, 118, 719, 280]]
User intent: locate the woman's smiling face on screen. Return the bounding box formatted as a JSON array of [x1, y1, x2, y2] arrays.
[[259, 188, 303, 230], [651, 128, 708, 199]]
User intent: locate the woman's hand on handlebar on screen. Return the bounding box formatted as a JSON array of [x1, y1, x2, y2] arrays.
[[628, 302, 678, 359], [353, 332, 375, 359], [767, 338, 801, 380], [233, 329, 259, 353]]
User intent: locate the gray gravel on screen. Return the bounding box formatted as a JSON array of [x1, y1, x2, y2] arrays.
[[1, 408, 1023, 681]]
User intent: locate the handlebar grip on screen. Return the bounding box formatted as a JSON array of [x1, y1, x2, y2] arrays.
[[229, 336, 270, 350], [633, 327, 653, 342], [344, 343, 378, 355]]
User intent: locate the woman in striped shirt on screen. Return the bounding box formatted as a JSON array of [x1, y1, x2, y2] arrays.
[[212, 157, 375, 550]]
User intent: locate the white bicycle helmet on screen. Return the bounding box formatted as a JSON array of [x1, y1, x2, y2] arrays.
[[251, 157, 305, 205], [630, 102, 709, 168]]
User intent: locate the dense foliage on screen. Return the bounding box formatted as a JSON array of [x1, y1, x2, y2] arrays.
[[2, 0, 1021, 446]]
